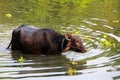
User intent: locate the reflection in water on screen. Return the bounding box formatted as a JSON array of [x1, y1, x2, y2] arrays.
[[0, 50, 87, 78], [0, 0, 120, 80]]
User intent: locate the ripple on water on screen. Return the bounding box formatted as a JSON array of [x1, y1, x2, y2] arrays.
[[0, 23, 120, 80]]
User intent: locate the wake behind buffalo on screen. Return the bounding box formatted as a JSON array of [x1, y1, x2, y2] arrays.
[[7, 25, 87, 55]]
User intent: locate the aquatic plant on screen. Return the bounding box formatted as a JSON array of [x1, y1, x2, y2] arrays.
[[18, 56, 25, 67], [5, 13, 12, 18], [65, 61, 78, 76], [100, 34, 115, 49]]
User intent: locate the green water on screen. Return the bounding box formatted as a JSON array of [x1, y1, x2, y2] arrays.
[[0, 0, 120, 80]]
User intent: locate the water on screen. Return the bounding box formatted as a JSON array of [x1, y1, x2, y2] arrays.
[[0, 0, 120, 80]]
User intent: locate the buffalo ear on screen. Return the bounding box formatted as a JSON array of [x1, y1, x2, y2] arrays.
[[65, 33, 73, 41]]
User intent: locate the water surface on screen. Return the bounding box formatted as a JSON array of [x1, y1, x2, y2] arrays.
[[0, 0, 120, 80]]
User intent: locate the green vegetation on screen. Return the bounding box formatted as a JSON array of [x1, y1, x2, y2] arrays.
[[65, 61, 78, 76], [100, 34, 115, 49], [18, 56, 25, 67], [5, 13, 12, 18]]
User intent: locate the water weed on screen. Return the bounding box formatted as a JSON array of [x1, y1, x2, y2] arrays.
[[100, 34, 115, 49], [18, 56, 25, 67], [65, 61, 78, 76], [5, 13, 12, 18]]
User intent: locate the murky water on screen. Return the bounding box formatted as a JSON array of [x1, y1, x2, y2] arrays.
[[0, 0, 120, 80]]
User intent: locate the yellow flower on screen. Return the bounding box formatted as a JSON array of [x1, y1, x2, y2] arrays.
[[67, 67, 73, 76], [105, 41, 111, 47], [18, 56, 25, 67], [5, 13, 12, 18], [71, 61, 78, 65], [18, 56, 25, 63], [103, 35, 107, 38]]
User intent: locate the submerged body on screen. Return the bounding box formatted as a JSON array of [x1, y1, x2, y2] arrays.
[[7, 25, 87, 55]]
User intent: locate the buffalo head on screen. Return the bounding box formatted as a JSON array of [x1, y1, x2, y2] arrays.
[[64, 34, 87, 53]]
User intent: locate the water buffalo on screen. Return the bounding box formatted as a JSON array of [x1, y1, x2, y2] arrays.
[[7, 25, 87, 55]]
